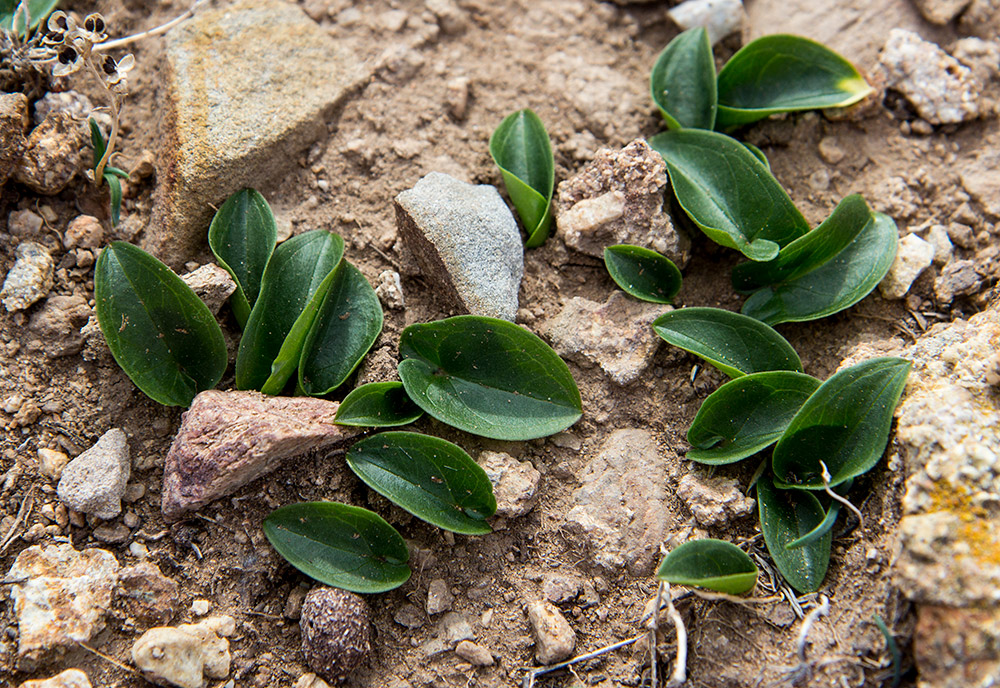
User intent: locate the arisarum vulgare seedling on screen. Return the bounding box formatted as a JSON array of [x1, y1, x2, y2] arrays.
[[603, 244, 682, 304], [334, 382, 424, 428], [650, 26, 716, 130], [657, 539, 759, 595]]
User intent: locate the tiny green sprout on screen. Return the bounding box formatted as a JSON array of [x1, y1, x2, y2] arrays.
[[489, 108, 555, 247]]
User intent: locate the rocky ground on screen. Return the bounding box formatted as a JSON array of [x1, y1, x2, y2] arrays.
[[1, 0, 999, 687]]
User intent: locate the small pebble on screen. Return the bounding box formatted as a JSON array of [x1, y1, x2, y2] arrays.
[[455, 640, 494, 667], [301, 587, 372, 683], [191, 599, 211, 616]]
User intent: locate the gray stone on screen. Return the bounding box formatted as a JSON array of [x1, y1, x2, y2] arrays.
[[438, 611, 474, 645], [564, 429, 674, 574], [526, 600, 575, 665], [1, 92, 29, 186], [934, 259, 981, 302], [13, 112, 84, 195], [395, 172, 523, 321], [152, 0, 365, 264], [676, 473, 755, 527], [542, 574, 581, 604], [544, 292, 664, 385], [180, 264, 237, 315], [479, 450, 540, 518], [879, 233, 935, 300], [454, 640, 493, 667], [879, 29, 981, 124], [132, 617, 234, 688], [28, 294, 91, 357], [668, 0, 745, 44], [393, 604, 425, 629], [57, 429, 130, 520], [947, 222, 975, 249], [426, 578, 453, 615], [8, 209, 44, 239], [1, 242, 54, 312], [162, 390, 359, 519], [912, 0, 972, 24], [556, 139, 688, 267], [7, 544, 119, 668], [18, 668, 92, 688], [958, 133, 1000, 217]]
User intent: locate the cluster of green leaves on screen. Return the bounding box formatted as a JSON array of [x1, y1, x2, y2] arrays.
[[1, 0, 58, 37], [89, 119, 127, 227], [490, 108, 555, 248], [647, 29, 896, 325], [654, 307, 909, 592]]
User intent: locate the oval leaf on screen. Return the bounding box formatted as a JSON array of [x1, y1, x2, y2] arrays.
[[208, 188, 278, 328], [95, 242, 227, 407], [716, 34, 872, 130], [347, 432, 497, 534], [756, 475, 831, 593], [687, 371, 820, 465], [398, 316, 582, 440], [657, 539, 758, 594], [649, 129, 809, 261], [263, 501, 410, 594], [650, 27, 717, 130], [604, 244, 682, 304], [335, 382, 424, 427], [489, 109, 555, 247], [235, 230, 344, 393], [652, 307, 802, 378], [739, 210, 899, 325], [772, 357, 911, 490], [299, 261, 383, 395]]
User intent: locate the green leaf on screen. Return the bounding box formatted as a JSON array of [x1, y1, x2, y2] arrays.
[[687, 371, 820, 465], [235, 230, 344, 394], [652, 307, 802, 378], [298, 261, 383, 395], [398, 316, 582, 440], [756, 474, 831, 593], [104, 173, 122, 228], [656, 539, 758, 594], [743, 142, 770, 170], [489, 109, 555, 247], [207, 189, 278, 328], [716, 34, 873, 130], [649, 129, 809, 261], [263, 501, 410, 594], [89, 118, 106, 170], [1, 0, 58, 37], [335, 382, 424, 427], [650, 27, 717, 130], [94, 242, 227, 407], [785, 501, 840, 551], [772, 357, 911, 490], [603, 244, 682, 304], [347, 432, 497, 534], [738, 203, 899, 325]]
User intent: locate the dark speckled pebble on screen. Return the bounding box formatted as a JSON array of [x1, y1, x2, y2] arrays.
[[301, 587, 371, 682]]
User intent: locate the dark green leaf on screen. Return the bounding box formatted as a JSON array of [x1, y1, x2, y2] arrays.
[[489, 109, 554, 247], [716, 34, 873, 130], [347, 432, 496, 534], [756, 474, 831, 593], [235, 230, 344, 394], [738, 205, 899, 325], [335, 382, 424, 427], [263, 501, 410, 594], [398, 316, 582, 440], [207, 189, 278, 328], [772, 357, 911, 490], [649, 129, 809, 261], [89, 118, 105, 170], [299, 261, 383, 395], [687, 371, 820, 465], [652, 307, 802, 378], [656, 539, 758, 594], [785, 501, 840, 551], [105, 173, 122, 228], [650, 27, 717, 130], [105, 166, 129, 179], [743, 142, 770, 170], [603, 244, 682, 304], [95, 242, 226, 407]]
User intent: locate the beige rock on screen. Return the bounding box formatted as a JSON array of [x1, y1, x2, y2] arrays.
[[18, 668, 92, 688], [879, 233, 934, 300], [36, 447, 70, 481], [13, 112, 84, 195], [912, 0, 971, 24], [479, 450, 541, 518], [131, 617, 233, 688], [63, 215, 105, 250], [179, 264, 237, 315], [455, 640, 494, 666], [1, 92, 29, 186], [526, 600, 575, 665], [1, 242, 54, 312], [676, 473, 755, 526]]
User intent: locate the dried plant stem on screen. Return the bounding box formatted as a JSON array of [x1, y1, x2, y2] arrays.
[[96, 98, 121, 182], [96, 0, 209, 52], [819, 461, 865, 534], [649, 581, 664, 688], [796, 595, 831, 664], [0, 484, 35, 553], [664, 582, 687, 687]]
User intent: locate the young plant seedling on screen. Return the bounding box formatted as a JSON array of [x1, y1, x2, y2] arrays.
[[490, 108, 555, 247], [657, 539, 759, 595], [650, 26, 716, 130], [334, 382, 424, 428], [89, 119, 128, 226], [756, 474, 831, 593], [603, 244, 682, 304]]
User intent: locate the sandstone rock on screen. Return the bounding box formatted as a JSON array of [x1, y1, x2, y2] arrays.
[[479, 450, 540, 518], [952, 37, 1000, 84], [667, 0, 744, 44], [62, 215, 105, 250], [132, 617, 234, 688], [958, 0, 1000, 39], [426, 578, 454, 615], [544, 292, 664, 385], [455, 640, 493, 667], [913, 605, 1000, 688], [564, 429, 674, 574], [17, 669, 92, 688], [32, 91, 104, 128], [542, 573, 582, 604], [180, 264, 237, 315], [7, 544, 119, 668], [301, 588, 371, 683], [912, 0, 971, 24], [921, 224, 953, 265], [1, 242, 54, 312], [13, 112, 83, 194], [374, 269, 405, 309], [934, 259, 981, 302], [958, 133, 1000, 217], [57, 428, 130, 520], [395, 172, 523, 321], [28, 294, 91, 357], [161, 390, 358, 519], [879, 233, 934, 300], [879, 29, 981, 124], [1, 92, 29, 186], [556, 139, 688, 267], [116, 562, 180, 624], [36, 447, 70, 481], [294, 674, 333, 688], [675, 473, 755, 526], [152, 0, 366, 264], [526, 600, 575, 665]]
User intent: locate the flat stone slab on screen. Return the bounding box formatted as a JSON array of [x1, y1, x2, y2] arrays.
[[150, 0, 366, 264]]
